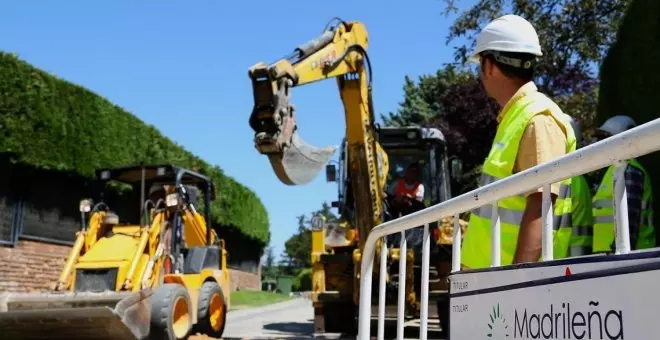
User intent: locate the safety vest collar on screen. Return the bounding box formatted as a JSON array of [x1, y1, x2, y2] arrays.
[[497, 81, 539, 124]]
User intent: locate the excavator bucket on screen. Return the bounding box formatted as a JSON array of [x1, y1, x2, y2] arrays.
[[248, 63, 337, 186], [267, 132, 337, 186], [0, 290, 153, 340]]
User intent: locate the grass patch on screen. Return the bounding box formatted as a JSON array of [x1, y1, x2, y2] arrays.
[[229, 290, 292, 310]]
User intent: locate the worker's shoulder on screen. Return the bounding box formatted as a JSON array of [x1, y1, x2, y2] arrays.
[[525, 90, 565, 119], [525, 113, 565, 135]]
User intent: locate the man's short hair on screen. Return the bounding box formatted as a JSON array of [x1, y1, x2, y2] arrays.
[[480, 50, 536, 82]]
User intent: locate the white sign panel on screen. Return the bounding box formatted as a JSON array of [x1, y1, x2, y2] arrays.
[[450, 267, 660, 339], [450, 252, 660, 294]]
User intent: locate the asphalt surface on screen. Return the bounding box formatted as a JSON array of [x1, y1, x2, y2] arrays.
[[207, 297, 442, 340], [220, 297, 338, 339]]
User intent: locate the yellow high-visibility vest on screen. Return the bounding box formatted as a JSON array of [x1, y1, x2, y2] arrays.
[[592, 160, 655, 252], [568, 174, 594, 256], [461, 91, 576, 269]]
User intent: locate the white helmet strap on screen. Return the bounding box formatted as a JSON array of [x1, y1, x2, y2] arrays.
[[482, 50, 536, 70]]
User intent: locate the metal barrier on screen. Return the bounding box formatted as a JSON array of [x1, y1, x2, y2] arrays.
[[356, 118, 660, 340]]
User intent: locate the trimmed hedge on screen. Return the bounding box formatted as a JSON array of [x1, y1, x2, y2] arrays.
[[0, 52, 269, 245], [597, 0, 660, 242]]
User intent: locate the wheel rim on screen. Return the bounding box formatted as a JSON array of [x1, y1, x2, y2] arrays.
[[209, 293, 225, 331], [172, 296, 190, 338]]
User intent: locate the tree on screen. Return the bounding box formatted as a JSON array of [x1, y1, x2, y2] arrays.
[[261, 246, 277, 280], [282, 202, 339, 271], [440, 0, 631, 133], [430, 78, 500, 193], [597, 0, 660, 243], [382, 64, 500, 193], [381, 65, 474, 127], [278, 250, 296, 275]]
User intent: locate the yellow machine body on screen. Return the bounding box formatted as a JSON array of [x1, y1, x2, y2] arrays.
[[0, 164, 231, 340], [247, 18, 464, 335]]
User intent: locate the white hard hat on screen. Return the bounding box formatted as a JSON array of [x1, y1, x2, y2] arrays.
[[597, 115, 637, 136], [469, 14, 543, 63]]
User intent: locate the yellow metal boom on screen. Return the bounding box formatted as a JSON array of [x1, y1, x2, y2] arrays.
[[248, 18, 388, 250]]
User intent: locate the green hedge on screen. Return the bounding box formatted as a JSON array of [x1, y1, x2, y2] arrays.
[[597, 0, 660, 242], [0, 52, 269, 245]]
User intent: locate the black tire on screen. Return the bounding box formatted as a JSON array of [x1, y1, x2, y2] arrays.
[[148, 283, 193, 340], [193, 281, 227, 338], [323, 303, 358, 335]]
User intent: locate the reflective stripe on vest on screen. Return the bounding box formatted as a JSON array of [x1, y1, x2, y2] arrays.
[[461, 91, 576, 269], [568, 175, 594, 256], [592, 160, 655, 252]]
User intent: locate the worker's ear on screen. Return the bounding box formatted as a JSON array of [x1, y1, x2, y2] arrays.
[[482, 57, 496, 78]]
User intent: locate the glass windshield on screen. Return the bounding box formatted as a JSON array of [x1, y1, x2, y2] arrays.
[[384, 148, 432, 206]]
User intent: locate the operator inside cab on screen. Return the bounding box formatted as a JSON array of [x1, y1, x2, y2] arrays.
[[387, 162, 426, 216], [385, 162, 429, 257]]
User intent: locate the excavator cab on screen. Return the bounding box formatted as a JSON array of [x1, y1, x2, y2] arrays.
[[328, 126, 455, 231], [321, 126, 457, 335], [0, 164, 230, 340], [246, 17, 460, 337]]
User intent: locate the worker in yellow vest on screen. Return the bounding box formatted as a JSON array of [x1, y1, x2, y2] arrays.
[[591, 115, 655, 253], [564, 115, 595, 257], [460, 14, 577, 269]]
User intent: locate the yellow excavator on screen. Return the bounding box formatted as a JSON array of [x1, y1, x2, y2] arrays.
[[0, 164, 230, 339], [247, 17, 465, 337]]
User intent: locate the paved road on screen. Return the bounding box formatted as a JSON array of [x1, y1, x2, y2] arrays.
[[220, 298, 334, 339], [211, 297, 442, 340]]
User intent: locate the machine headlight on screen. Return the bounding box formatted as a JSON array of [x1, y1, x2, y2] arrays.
[[406, 131, 417, 139], [166, 193, 179, 207], [79, 199, 93, 213]]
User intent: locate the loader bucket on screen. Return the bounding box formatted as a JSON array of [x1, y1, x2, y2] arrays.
[[267, 132, 336, 186], [0, 290, 153, 340]]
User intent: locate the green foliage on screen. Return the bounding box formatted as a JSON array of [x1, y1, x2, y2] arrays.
[[383, 1, 632, 194], [292, 267, 312, 292], [382, 65, 500, 193], [0, 52, 269, 244], [282, 202, 338, 270], [597, 0, 660, 239], [441, 0, 631, 135], [381, 66, 473, 127], [283, 215, 313, 268], [261, 246, 278, 280]]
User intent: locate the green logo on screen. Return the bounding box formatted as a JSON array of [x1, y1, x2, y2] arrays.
[[487, 303, 509, 338]]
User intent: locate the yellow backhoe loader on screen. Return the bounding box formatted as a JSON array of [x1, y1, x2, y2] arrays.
[[247, 17, 465, 337], [0, 164, 230, 340]]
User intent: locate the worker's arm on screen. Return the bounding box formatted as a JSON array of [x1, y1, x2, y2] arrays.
[[414, 184, 425, 202], [514, 192, 558, 262], [512, 114, 567, 264]]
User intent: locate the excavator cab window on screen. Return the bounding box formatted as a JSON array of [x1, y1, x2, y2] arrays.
[[385, 151, 431, 206]]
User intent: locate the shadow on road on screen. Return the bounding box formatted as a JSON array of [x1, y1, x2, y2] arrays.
[[263, 321, 314, 335]]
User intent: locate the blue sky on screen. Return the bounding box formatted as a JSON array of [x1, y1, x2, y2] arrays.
[[0, 1, 474, 257]]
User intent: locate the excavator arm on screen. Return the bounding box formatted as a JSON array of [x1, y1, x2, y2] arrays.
[[248, 18, 388, 249]]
